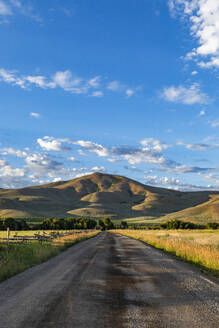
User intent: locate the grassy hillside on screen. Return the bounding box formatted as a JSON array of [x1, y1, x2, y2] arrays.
[[0, 172, 219, 221], [158, 194, 219, 224]]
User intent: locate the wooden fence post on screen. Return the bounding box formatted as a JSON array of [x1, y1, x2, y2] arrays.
[[7, 227, 10, 244]]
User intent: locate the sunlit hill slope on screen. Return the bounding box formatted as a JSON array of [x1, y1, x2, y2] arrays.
[[0, 172, 219, 222]]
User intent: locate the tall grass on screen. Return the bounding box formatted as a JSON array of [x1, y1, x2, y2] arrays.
[[0, 231, 99, 283], [0, 230, 79, 238], [115, 230, 219, 276]]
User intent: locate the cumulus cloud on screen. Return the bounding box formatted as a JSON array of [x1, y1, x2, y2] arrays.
[[90, 166, 106, 172], [111, 143, 171, 165], [107, 80, 123, 92], [1, 147, 27, 157], [75, 140, 110, 157], [125, 89, 135, 98], [0, 158, 27, 188], [25, 153, 63, 178], [91, 91, 103, 97], [140, 138, 169, 151], [37, 136, 72, 152], [0, 0, 41, 23], [107, 81, 137, 97], [0, 135, 217, 189], [87, 76, 101, 88], [30, 112, 40, 118], [68, 156, 77, 162], [169, 0, 219, 69], [144, 174, 213, 191], [74, 138, 174, 167], [199, 109, 205, 116], [161, 83, 208, 104], [0, 67, 138, 98]]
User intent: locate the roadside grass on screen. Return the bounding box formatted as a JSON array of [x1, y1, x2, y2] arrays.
[[114, 230, 219, 276], [0, 230, 99, 283], [0, 230, 79, 238]]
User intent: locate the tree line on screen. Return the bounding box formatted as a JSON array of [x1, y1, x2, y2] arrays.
[[0, 217, 218, 231], [0, 217, 128, 231], [0, 217, 97, 231]]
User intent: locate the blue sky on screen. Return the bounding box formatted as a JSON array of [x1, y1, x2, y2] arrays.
[[0, 0, 219, 190]]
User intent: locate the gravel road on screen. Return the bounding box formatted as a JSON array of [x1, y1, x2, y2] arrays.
[[0, 232, 219, 328]]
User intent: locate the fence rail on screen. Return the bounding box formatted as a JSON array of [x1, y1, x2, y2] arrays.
[[0, 230, 90, 243]]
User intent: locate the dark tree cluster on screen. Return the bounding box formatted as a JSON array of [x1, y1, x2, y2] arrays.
[[0, 217, 97, 231], [160, 220, 200, 230], [38, 217, 97, 230], [206, 222, 219, 230], [98, 218, 114, 230], [0, 218, 29, 231]]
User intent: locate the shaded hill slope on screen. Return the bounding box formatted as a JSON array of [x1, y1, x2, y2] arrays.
[[159, 194, 219, 224], [0, 172, 219, 220]]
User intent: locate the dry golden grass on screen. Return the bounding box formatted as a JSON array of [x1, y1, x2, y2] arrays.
[[115, 230, 219, 276], [52, 231, 99, 246], [0, 230, 82, 239]]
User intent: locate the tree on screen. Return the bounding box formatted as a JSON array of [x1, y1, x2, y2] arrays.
[[207, 222, 219, 230], [120, 221, 128, 229], [99, 218, 114, 230]]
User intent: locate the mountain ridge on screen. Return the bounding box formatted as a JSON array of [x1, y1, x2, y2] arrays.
[[0, 172, 219, 222]]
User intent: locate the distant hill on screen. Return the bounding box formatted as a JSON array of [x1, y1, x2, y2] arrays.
[[0, 172, 219, 222]]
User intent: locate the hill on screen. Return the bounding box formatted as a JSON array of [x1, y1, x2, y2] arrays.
[[0, 172, 219, 222], [158, 194, 219, 224]]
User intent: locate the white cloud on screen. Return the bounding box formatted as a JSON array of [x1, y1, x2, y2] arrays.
[[0, 165, 25, 177], [25, 75, 54, 89], [25, 153, 63, 178], [177, 140, 219, 150], [144, 174, 213, 191], [169, 0, 219, 69], [1, 147, 27, 157], [90, 166, 106, 172], [0, 0, 41, 23], [53, 177, 62, 182], [74, 138, 173, 167], [126, 89, 135, 97], [140, 138, 169, 152], [74, 140, 110, 157], [91, 91, 103, 97], [199, 109, 205, 116], [161, 83, 208, 104], [0, 158, 27, 188], [37, 136, 72, 152], [191, 70, 198, 75], [87, 76, 101, 88], [30, 112, 40, 118], [0, 68, 137, 98], [52, 70, 82, 92], [107, 80, 123, 92], [0, 68, 26, 88], [68, 156, 77, 162], [209, 119, 219, 128], [165, 164, 212, 174], [0, 1, 12, 15]]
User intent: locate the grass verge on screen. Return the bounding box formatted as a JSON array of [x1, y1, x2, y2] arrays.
[[0, 231, 99, 283], [114, 230, 219, 277]]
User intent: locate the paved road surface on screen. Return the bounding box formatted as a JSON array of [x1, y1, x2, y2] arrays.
[[0, 232, 219, 328]]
